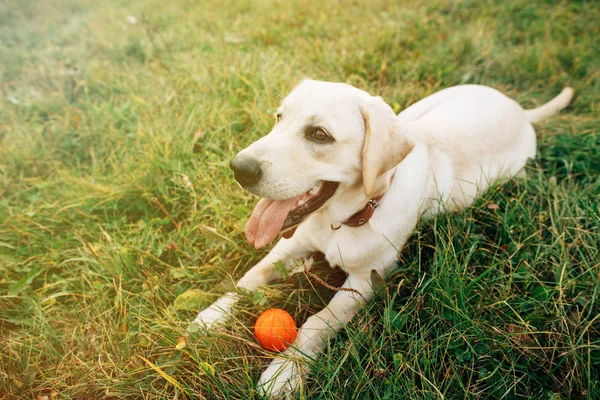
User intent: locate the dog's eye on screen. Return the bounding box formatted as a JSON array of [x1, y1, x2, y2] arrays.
[[304, 126, 334, 143], [311, 128, 330, 142], [275, 113, 282, 123]]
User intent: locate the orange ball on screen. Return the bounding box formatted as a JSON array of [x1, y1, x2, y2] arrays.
[[254, 308, 297, 352]]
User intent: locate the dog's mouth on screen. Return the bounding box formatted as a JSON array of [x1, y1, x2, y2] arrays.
[[244, 181, 340, 249]]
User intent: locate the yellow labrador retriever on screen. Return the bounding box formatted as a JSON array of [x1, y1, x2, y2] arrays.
[[193, 80, 573, 397]]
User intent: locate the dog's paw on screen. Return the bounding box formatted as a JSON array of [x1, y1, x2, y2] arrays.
[[188, 292, 239, 333], [257, 356, 306, 399]]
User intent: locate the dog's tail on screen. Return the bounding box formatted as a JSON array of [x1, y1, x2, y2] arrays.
[[525, 87, 574, 123]]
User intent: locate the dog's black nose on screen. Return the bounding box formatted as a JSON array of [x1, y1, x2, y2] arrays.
[[230, 155, 262, 186]]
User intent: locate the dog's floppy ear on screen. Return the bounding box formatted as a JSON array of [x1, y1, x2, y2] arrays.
[[361, 97, 415, 198]]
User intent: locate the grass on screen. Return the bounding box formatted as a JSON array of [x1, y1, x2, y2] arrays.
[[1, 0, 599, 398]]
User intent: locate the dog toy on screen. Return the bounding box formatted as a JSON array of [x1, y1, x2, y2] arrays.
[[254, 308, 297, 351]]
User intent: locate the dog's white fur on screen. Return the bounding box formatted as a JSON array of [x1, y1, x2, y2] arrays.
[[193, 80, 573, 397]]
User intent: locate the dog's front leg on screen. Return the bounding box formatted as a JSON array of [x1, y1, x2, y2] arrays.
[[257, 272, 375, 398], [191, 237, 311, 330]]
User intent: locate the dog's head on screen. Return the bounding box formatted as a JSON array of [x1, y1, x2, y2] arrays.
[[232, 79, 414, 248]]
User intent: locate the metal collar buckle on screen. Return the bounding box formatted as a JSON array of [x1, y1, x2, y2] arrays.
[[367, 198, 379, 209]]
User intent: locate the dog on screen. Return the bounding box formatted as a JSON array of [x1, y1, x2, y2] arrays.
[[192, 80, 573, 397]]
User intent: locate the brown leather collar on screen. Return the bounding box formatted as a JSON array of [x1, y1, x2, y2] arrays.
[[284, 172, 395, 238], [333, 195, 384, 229], [333, 171, 396, 230]]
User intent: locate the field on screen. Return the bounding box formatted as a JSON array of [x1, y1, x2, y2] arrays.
[[1, 0, 599, 398]]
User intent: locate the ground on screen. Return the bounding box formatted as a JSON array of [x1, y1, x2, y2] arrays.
[[1, 0, 599, 399]]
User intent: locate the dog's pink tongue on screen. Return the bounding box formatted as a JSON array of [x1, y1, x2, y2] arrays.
[[245, 198, 298, 249]]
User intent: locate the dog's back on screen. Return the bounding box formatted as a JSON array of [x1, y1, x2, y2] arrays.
[[399, 85, 573, 211]]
